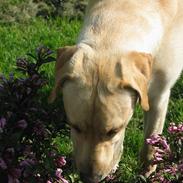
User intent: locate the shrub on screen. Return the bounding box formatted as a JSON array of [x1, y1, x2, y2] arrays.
[[0, 0, 43, 23], [45, 0, 88, 20], [0, 0, 88, 23], [0, 46, 69, 183]]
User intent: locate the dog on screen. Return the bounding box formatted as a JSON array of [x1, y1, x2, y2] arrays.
[[50, 0, 183, 182]]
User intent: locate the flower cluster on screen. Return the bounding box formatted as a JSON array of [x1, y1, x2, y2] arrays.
[[168, 123, 183, 134], [0, 46, 69, 183], [146, 134, 170, 164], [146, 122, 183, 183]]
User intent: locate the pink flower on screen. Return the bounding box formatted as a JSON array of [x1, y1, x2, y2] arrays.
[[146, 134, 161, 145], [146, 134, 170, 151], [177, 123, 183, 132], [168, 123, 178, 133], [47, 181, 52, 183], [164, 165, 178, 175], [56, 156, 66, 167], [55, 168, 69, 183], [55, 168, 63, 178], [161, 138, 170, 151], [154, 151, 163, 159], [153, 155, 163, 163], [159, 176, 164, 182]]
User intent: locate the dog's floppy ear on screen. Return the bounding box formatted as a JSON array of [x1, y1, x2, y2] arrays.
[[121, 52, 153, 111], [49, 46, 79, 103]]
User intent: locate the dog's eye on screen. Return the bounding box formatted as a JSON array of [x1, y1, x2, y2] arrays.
[[106, 129, 118, 138], [106, 125, 124, 138], [71, 125, 82, 134]]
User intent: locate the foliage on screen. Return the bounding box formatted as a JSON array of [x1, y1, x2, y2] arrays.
[[0, 46, 69, 183]]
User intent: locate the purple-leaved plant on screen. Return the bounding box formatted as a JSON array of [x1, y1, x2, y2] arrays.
[[0, 46, 69, 183]]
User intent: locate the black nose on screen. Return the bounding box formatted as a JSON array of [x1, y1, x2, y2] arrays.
[[80, 172, 103, 183]]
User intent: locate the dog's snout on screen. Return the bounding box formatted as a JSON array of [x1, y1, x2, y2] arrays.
[[80, 172, 103, 183]]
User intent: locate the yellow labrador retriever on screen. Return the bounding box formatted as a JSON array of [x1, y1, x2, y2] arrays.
[[50, 0, 183, 182]]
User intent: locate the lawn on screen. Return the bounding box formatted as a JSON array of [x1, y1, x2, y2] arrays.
[[0, 16, 182, 183]]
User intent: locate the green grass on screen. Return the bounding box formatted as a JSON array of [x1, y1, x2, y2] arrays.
[[0, 17, 182, 183], [0, 18, 80, 74]]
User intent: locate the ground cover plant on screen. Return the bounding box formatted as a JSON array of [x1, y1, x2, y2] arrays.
[[145, 123, 183, 183], [0, 1, 183, 182]]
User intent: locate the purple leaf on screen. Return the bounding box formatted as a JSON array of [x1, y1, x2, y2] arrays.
[[0, 117, 6, 129], [0, 158, 7, 170], [17, 120, 28, 129]]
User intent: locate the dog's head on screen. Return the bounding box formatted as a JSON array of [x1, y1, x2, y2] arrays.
[[50, 46, 152, 183]]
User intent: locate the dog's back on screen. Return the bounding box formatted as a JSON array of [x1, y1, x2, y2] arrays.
[[78, 0, 179, 55]]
